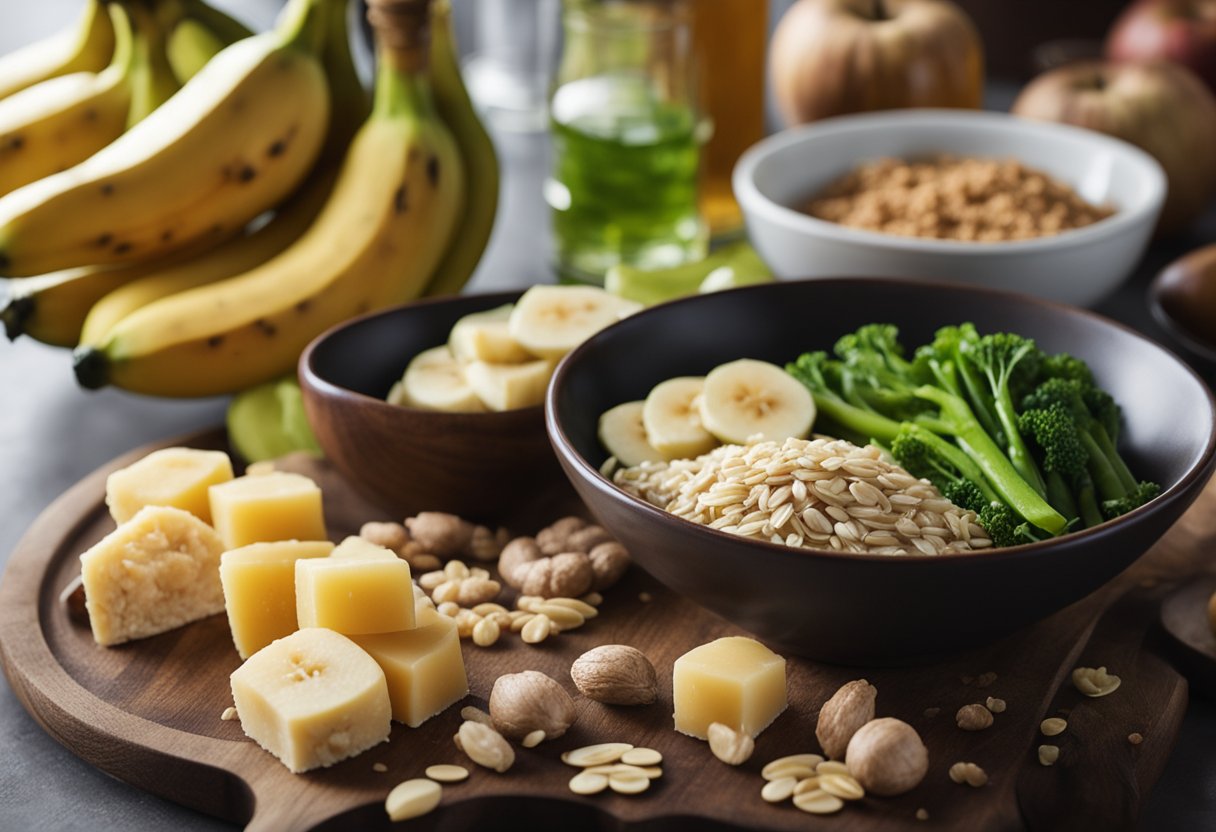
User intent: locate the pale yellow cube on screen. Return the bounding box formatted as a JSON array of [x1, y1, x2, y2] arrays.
[[105, 447, 233, 524], [672, 636, 787, 739], [230, 628, 391, 773], [295, 555, 414, 635], [219, 540, 335, 659], [329, 535, 398, 560], [80, 505, 225, 646], [352, 608, 468, 727], [208, 472, 326, 549]]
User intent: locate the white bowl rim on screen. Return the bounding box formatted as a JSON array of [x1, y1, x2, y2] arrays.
[[733, 108, 1168, 255]]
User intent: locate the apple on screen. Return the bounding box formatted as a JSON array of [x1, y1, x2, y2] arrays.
[[1107, 0, 1216, 94], [1012, 60, 1216, 234], [1153, 242, 1216, 350], [768, 0, 984, 126]]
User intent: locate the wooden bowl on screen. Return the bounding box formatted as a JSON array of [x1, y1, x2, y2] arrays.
[[299, 292, 564, 525], [546, 278, 1216, 664]]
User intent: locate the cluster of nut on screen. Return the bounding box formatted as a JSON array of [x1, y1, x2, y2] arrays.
[[757, 754, 865, 815], [359, 511, 509, 573], [498, 517, 630, 599], [813, 680, 928, 799]]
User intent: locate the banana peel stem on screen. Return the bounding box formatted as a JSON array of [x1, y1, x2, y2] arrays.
[[374, 58, 437, 120], [72, 347, 110, 390]]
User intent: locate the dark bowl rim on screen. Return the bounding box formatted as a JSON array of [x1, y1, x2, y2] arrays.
[[546, 276, 1216, 566], [298, 290, 542, 422], [1147, 271, 1216, 365]]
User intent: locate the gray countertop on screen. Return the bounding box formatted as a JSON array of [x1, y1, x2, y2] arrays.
[[1, 2, 1215, 830]]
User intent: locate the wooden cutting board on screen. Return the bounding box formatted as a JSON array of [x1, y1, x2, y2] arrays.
[[1, 428, 1210, 832]]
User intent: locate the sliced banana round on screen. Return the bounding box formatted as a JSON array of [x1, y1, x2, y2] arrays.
[[598, 401, 662, 467], [398, 345, 487, 413], [642, 376, 718, 460], [698, 359, 815, 444], [508, 285, 642, 359]]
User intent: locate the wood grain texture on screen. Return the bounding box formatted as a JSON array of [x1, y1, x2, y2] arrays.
[[0, 428, 1210, 831]]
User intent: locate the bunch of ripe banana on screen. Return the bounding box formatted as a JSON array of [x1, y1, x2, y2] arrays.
[[0, 0, 497, 398]]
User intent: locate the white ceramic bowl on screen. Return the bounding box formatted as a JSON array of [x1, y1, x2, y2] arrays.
[[733, 109, 1166, 306]]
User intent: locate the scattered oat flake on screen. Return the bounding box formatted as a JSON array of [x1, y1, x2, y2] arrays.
[[373, 763, 388, 773], [1128, 732, 1144, 745], [220, 707, 237, 721], [916, 808, 930, 821], [985, 696, 1007, 713]]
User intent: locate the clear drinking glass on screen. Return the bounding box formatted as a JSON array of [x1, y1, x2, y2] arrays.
[[461, 0, 562, 133], [546, 0, 708, 284]]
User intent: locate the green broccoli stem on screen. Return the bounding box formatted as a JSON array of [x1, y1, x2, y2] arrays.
[[957, 359, 1003, 443], [806, 392, 904, 446], [1089, 423, 1138, 493], [1078, 431, 1127, 501], [915, 385, 1068, 535], [904, 424, 1001, 505], [1075, 478, 1103, 528], [1045, 470, 1078, 523], [993, 388, 1048, 498]]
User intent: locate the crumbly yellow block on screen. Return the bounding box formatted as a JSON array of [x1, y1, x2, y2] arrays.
[[352, 606, 468, 727], [328, 535, 398, 560], [672, 636, 787, 739], [219, 540, 335, 659], [80, 505, 226, 646], [105, 447, 233, 525], [230, 628, 391, 773], [208, 471, 326, 549], [296, 553, 414, 635]]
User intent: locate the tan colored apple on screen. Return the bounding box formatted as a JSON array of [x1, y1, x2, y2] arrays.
[[1013, 60, 1216, 234], [769, 0, 984, 126]]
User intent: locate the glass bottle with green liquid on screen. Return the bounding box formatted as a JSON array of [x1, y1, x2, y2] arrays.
[[547, 0, 708, 284]]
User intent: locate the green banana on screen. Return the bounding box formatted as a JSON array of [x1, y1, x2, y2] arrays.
[[165, 0, 254, 83], [227, 376, 322, 463], [0, 0, 117, 101], [0, 0, 334, 278], [423, 0, 498, 297]]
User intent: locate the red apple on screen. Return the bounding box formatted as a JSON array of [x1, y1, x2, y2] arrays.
[[1012, 60, 1216, 234], [1107, 0, 1216, 94], [769, 0, 985, 126]]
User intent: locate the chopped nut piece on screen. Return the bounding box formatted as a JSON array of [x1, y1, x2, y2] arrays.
[[436, 601, 460, 618], [581, 591, 604, 606], [460, 706, 493, 726], [545, 597, 598, 618], [1128, 732, 1144, 745], [762, 754, 824, 780], [985, 696, 1007, 713], [373, 762, 388, 773], [406, 513, 476, 558], [455, 721, 514, 772], [472, 616, 501, 647], [521, 730, 546, 748], [620, 747, 662, 767], [792, 788, 844, 815], [816, 760, 851, 776], [569, 770, 609, 795], [948, 761, 988, 787], [707, 722, 755, 765], [793, 776, 822, 795], [975, 671, 998, 688], [425, 764, 469, 783], [608, 772, 650, 794], [956, 704, 994, 731], [761, 776, 799, 803], [220, 706, 238, 721], [1040, 717, 1067, 737], [520, 614, 552, 644], [1038, 744, 1060, 766], [384, 778, 442, 822], [1072, 666, 1121, 697], [562, 743, 633, 768], [638, 591, 653, 603], [360, 521, 408, 551], [817, 772, 865, 800], [916, 808, 930, 821], [534, 602, 585, 629], [510, 612, 536, 632]]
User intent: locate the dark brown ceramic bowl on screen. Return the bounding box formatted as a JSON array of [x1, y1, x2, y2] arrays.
[[299, 291, 564, 525], [547, 278, 1216, 664]]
